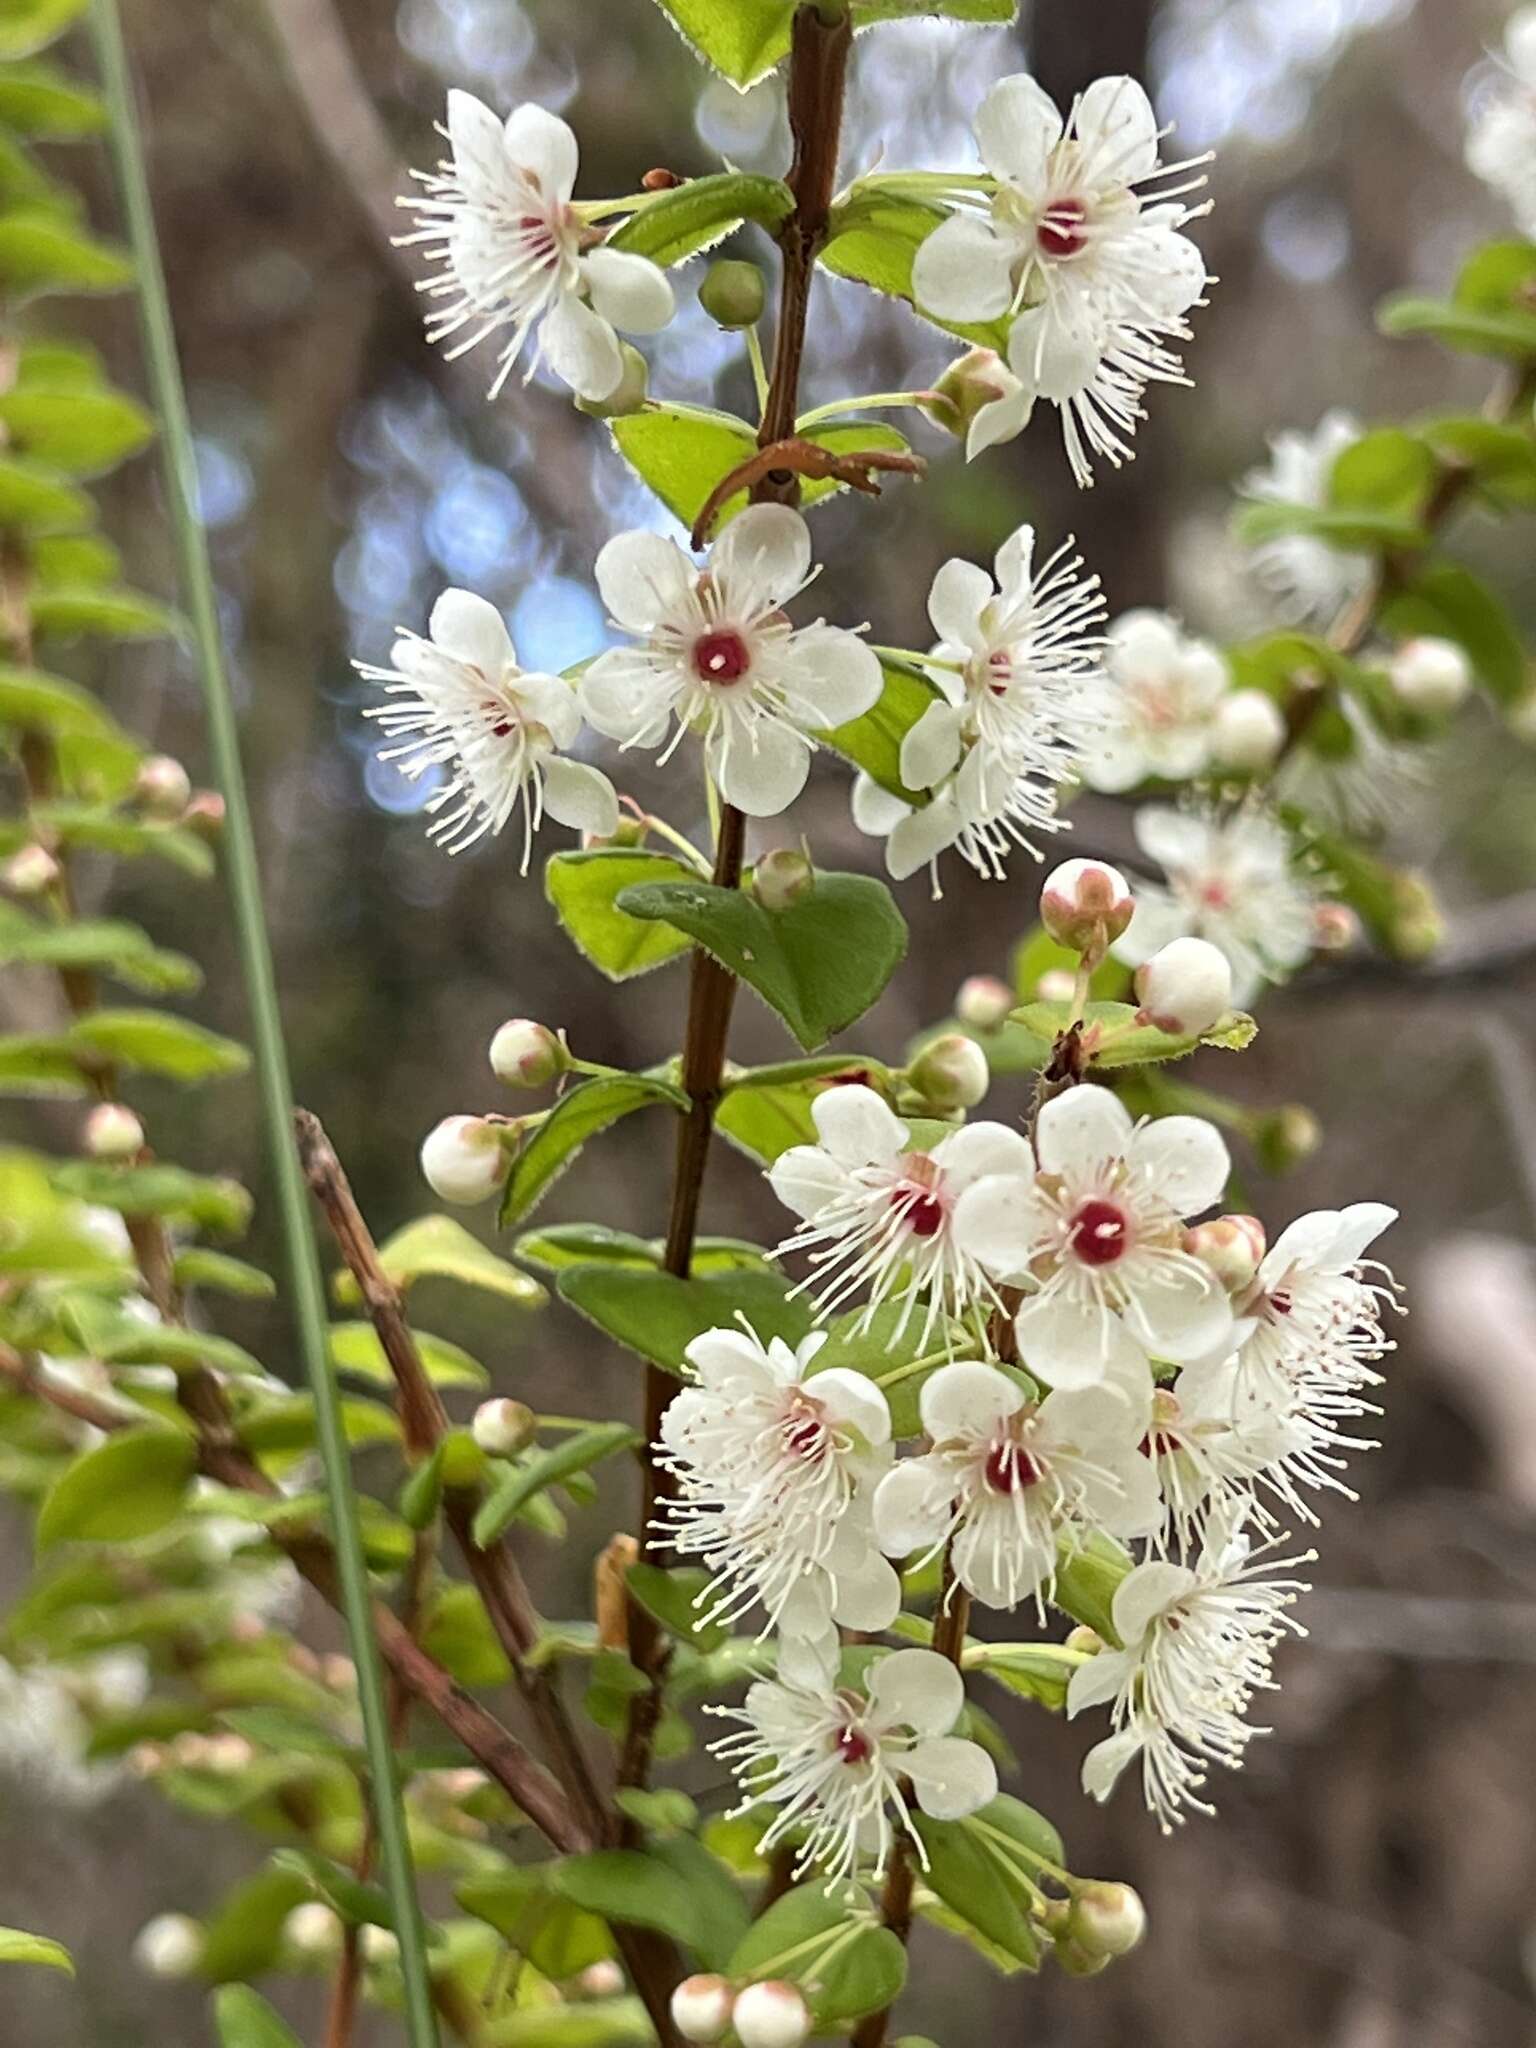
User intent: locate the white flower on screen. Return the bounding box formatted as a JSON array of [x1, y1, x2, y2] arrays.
[[711, 1642, 997, 1884], [1082, 610, 1228, 791], [402, 92, 674, 402], [768, 1084, 1034, 1342], [1140, 1368, 1283, 1554], [1066, 1529, 1310, 1830], [911, 75, 1210, 485], [1242, 410, 1370, 625], [1466, 9, 1536, 235], [656, 1325, 899, 1635], [1275, 691, 1426, 837], [363, 589, 618, 861], [1239, 1202, 1398, 1393], [1114, 805, 1314, 1006], [579, 507, 881, 818], [872, 1362, 1160, 1611], [954, 1085, 1233, 1390], [857, 525, 1108, 884]]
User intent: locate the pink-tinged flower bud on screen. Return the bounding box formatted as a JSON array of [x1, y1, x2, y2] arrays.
[[420, 1115, 509, 1205], [323, 1654, 357, 1691], [471, 1397, 537, 1458], [732, 1982, 811, 2048], [1052, 1935, 1110, 1978], [2, 842, 61, 895], [184, 791, 227, 837], [1210, 688, 1286, 772], [699, 258, 767, 330], [907, 1032, 990, 1111], [1133, 936, 1233, 1037], [923, 347, 1023, 438], [1185, 1213, 1265, 1292], [1035, 967, 1077, 1004], [285, 1902, 341, 1956], [133, 1913, 203, 1979], [954, 974, 1013, 1030], [1069, 1881, 1147, 1958], [1389, 636, 1472, 715], [1388, 870, 1443, 962], [1039, 858, 1134, 953], [752, 847, 814, 913], [203, 1733, 254, 1774], [579, 1960, 626, 1999], [489, 1019, 566, 1089], [84, 1101, 145, 1160], [135, 754, 192, 817], [671, 1975, 735, 2044], [575, 341, 649, 419], [127, 1742, 165, 1779], [1311, 900, 1358, 952]]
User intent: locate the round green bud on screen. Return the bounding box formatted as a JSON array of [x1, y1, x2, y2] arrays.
[[575, 342, 650, 419], [699, 258, 767, 330]]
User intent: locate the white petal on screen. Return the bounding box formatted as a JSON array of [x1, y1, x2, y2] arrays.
[[975, 72, 1063, 190], [1123, 1257, 1232, 1362], [950, 1170, 1036, 1281], [429, 588, 513, 678], [1013, 1294, 1150, 1391], [709, 503, 812, 610], [852, 772, 911, 837], [967, 384, 1033, 459], [1066, 1646, 1136, 1719], [1129, 225, 1207, 319], [1132, 804, 1210, 874], [502, 103, 579, 206], [1128, 1115, 1230, 1217], [873, 1460, 954, 1557], [1034, 1085, 1134, 1181], [709, 718, 810, 818], [1112, 888, 1190, 968], [514, 671, 582, 748], [768, 1143, 850, 1220], [1081, 728, 1151, 794], [776, 1622, 840, 1691], [930, 1119, 1034, 1194], [809, 1367, 893, 1447], [811, 1084, 908, 1169], [866, 1646, 962, 1737], [540, 292, 623, 402], [577, 649, 671, 745], [1074, 76, 1160, 185], [907, 1736, 998, 1821], [911, 213, 1018, 323], [1108, 607, 1182, 678], [927, 556, 994, 654], [582, 246, 674, 334], [793, 626, 883, 728], [920, 1360, 1024, 1442], [682, 1327, 777, 1391], [446, 91, 515, 209], [830, 1551, 902, 1632], [1111, 1559, 1195, 1648], [1316, 1201, 1397, 1269], [1080, 1726, 1144, 1803], [540, 756, 618, 837], [1007, 299, 1105, 401], [594, 530, 697, 635], [900, 701, 966, 792], [993, 521, 1037, 597], [886, 788, 964, 880]]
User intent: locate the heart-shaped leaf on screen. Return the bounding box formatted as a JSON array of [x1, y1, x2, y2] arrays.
[[556, 1261, 812, 1375], [501, 1073, 688, 1225]]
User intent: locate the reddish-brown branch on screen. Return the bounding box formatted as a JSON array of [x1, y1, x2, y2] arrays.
[[690, 439, 924, 548]]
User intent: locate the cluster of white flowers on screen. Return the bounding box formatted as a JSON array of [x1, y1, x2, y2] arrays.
[[1466, 6, 1536, 237]]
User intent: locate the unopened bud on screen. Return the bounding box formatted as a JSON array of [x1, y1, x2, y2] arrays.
[[285, 1902, 341, 1956], [135, 754, 192, 817], [1039, 858, 1134, 953], [420, 1115, 510, 1205], [1388, 870, 1443, 961], [923, 347, 1024, 439], [584, 813, 649, 850], [1210, 688, 1286, 772], [752, 847, 814, 913], [1311, 900, 1358, 952], [489, 1019, 566, 1089], [1388, 636, 1472, 715], [133, 1913, 203, 1979], [1035, 967, 1077, 1004], [580, 1960, 626, 1999], [471, 1397, 537, 1459], [128, 1742, 165, 1779], [1070, 1881, 1147, 1958], [84, 1101, 145, 1160], [360, 1925, 399, 1965], [183, 791, 227, 837], [322, 1654, 357, 1692], [954, 974, 1013, 1031], [1133, 936, 1233, 1037], [907, 1032, 990, 1111], [3, 842, 60, 895], [1064, 1624, 1102, 1656], [672, 1974, 735, 2042], [203, 1732, 254, 1774], [1185, 1213, 1265, 1291], [1257, 1103, 1321, 1174], [642, 167, 685, 191], [576, 341, 649, 419], [732, 1981, 811, 2048], [1052, 1935, 1110, 1978], [699, 258, 766, 330]]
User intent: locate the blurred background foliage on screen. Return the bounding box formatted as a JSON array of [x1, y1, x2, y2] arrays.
[[6, 0, 1536, 2042]]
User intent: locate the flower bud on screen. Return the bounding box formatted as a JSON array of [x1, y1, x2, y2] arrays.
[[1035, 967, 1077, 1005], [2, 842, 61, 896], [285, 1902, 341, 1956], [133, 1912, 203, 1979], [1256, 1103, 1321, 1174], [1039, 858, 1134, 953], [1311, 900, 1358, 952], [580, 1960, 626, 1999], [323, 1654, 357, 1691], [1388, 636, 1472, 715], [699, 258, 767, 329], [907, 1032, 990, 1111], [954, 974, 1013, 1031], [1210, 688, 1286, 772], [84, 1101, 145, 1160], [1387, 870, 1444, 961], [203, 1732, 254, 1774], [183, 791, 227, 837], [752, 847, 814, 913], [575, 341, 649, 419], [923, 347, 1024, 439], [1133, 937, 1233, 1037], [135, 754, 192, 817], [1185, 1213, 1265, 1292], [472, 1397, 537, 1459], [360, 1925, 399, 1965], [671, 1974, 735, 2042], [1069, 1881, 1147, 1958], [420, 1115, 509, 1205], [1064, 1624, 1102, 1656], [1052, 1935, 1110, 1978], [489, 1019, 566, 1090], [583, 813, 649, 850], [732, 1981, 811, 2048]]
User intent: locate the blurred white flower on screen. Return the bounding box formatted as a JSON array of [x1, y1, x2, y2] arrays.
[[1242, 410, 1371, 625], [1466, 9, 1536, 235], [1083, 610, 1228, 791]]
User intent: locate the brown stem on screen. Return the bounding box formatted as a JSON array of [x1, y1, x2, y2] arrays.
[[690, 439, 923, 548]]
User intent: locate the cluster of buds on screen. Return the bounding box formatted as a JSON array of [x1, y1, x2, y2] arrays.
[[421, 1015, 575, 1203], [673, 1975, 810, 2048], [1042, 1882, 1148, 1977]]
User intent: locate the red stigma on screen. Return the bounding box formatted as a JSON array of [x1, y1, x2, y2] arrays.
[[1038, 198, 1089, 259], [836, 1724, 872, 1765], [1070, 1198, 1130, 1267], [984, 1443, 1041, 1493], [693, 630, 752, 684], [897, 1188, 946, 1239], [782, 1413, 825, 1460]]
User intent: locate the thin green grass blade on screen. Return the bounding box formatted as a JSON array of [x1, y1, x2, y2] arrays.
[[86, 6, 439, 2039]]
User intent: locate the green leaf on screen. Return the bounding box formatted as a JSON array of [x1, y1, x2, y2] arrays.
[[545, 848, 699, 980], [0, 208, 132, 295], [716, 1056, 891, 1164], [0, 383, 154, 475], [1327, 427, 1436, 519], [625, 1561, 729, 1653], [0, 1927, 73, 1973], [421, 1582, 512, 1687], [806, 1302, 962, 1437], [647, 1834, 752, 1969], [1234, 499, 1426, 551], [910, 1814, 1037, 1967], [0, 1029, 86, 1095], [48, 1160, 252, 1233], [1010, 999, 1256, 1070], [27, 800, 214, 874], [0, 0, 88, 59], [500, 1073, 688, 1225], [1051, 1533, 1132, 1642], [0, 661, 134, 744], [1378, 292, 1536, 360], [0, 909, 199, 993], [556, 1260, 812, 1375], [333, 1213, 547, 1309], [0, 453, 91, 531], [817, 653, 942, 803], [172, 1249, 276, 1299], [727, 1886, 908, 2025], [36, 1425, 197, 1549], [515, 1221, 769, 1273], [821, 184, 1010, 349], [473, 1422, 641, 1545], [67, 1008, 250, 1083], [616, 870, 907, 1051], [327, 1321, 490, 1391], [213, 1986, 304, 2048], [608, 173, 794, 264], [29, 583, 177, 640], [1378, 559, 1527, 706], [0, 61, 103, 135], [197, 1869, 310, 1984], [58, 1292, 265, 1377], [271, 1849, 396, 1932], [651, 0, 1013, 87], [547, 1850, 706, 1945], [1419, 412, 1536, 508]]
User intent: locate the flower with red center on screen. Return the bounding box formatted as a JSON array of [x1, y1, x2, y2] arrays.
[[954, 1085, 1234, 1391], [401, 92, 675, 403], [873, 1362, 1159, 1612], [768, 1085, 1035, 1344], [1081, 609, 1229, 793], [579, 506, 881, 817]]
